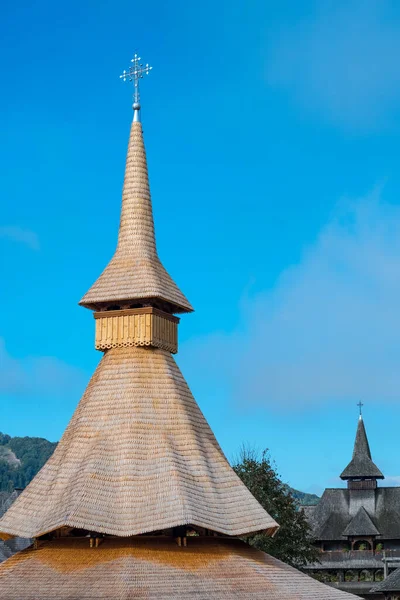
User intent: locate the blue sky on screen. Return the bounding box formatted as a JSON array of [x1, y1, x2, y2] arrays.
[[2, 0, 400, 495]]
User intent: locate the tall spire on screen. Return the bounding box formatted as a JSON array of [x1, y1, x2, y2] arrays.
[[340, 413, 384, 481], [80, 54, 192, 314]]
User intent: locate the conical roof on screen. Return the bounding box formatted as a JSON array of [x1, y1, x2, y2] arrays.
[[79, 121, 193, 313], [0, 346, 277, 539], [340, 416, 384, 480]]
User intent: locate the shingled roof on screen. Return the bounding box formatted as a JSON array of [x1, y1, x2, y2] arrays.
[[79, 122, 193, 314], [306, 487, 400, 541], [340, 416, 384, 480], [0, 537, 357, 599], [0, 346, 277, 539], [371, 567, 400, 593], [342, 507, 380, 537]]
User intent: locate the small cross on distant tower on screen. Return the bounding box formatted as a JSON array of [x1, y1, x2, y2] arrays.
[[357, 401, 364, 416], [120, 53, 153, 121]]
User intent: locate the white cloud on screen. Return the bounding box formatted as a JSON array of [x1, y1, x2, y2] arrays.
[[266, 0, 400, 130], [0, 338, 86, 397], [181, 189, 400, 410], [0, 226, 39, 250], [385, 476, 400, 486]]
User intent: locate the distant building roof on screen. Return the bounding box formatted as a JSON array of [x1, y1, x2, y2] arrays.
[[342, 506, 380, 537], [371, 567, 400, 593], [306, 487, 400, 541], [340, 416, 384, 480]]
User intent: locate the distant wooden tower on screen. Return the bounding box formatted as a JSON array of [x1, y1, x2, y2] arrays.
[[0, 55, 356, 599], [303, 410, 400, 598]]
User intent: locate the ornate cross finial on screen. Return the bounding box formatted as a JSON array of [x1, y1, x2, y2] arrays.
[[357, 401, 364, 416], [120, 53, 153, 122]]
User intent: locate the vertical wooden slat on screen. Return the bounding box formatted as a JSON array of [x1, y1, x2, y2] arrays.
[[94, 310, 178, 353]]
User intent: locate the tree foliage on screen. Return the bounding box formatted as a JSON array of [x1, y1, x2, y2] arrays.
[[0, 433, 57, 492], [233, 447, 318, 568]]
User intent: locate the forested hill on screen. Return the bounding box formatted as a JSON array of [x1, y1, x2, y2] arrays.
[[0, 432, 320, 505], [0, 433, 57, 492], [289, 487, 320, 506]]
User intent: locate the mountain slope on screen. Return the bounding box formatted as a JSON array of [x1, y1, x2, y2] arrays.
[[0, 433, 57, 492], [290, 488, 320, 506]]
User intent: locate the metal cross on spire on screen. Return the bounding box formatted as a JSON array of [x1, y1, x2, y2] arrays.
[[120, 53, 153, 122], [357, 401, 364, 417]]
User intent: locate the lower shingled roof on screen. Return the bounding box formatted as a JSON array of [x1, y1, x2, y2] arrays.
[[0, 537, 357, 599]]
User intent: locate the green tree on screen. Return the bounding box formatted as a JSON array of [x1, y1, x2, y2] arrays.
[[0, 434, 11, 446], [233, 447, 319, 568]]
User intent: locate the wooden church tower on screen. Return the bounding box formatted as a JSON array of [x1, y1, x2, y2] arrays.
[[0, 55, 356, 599]]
